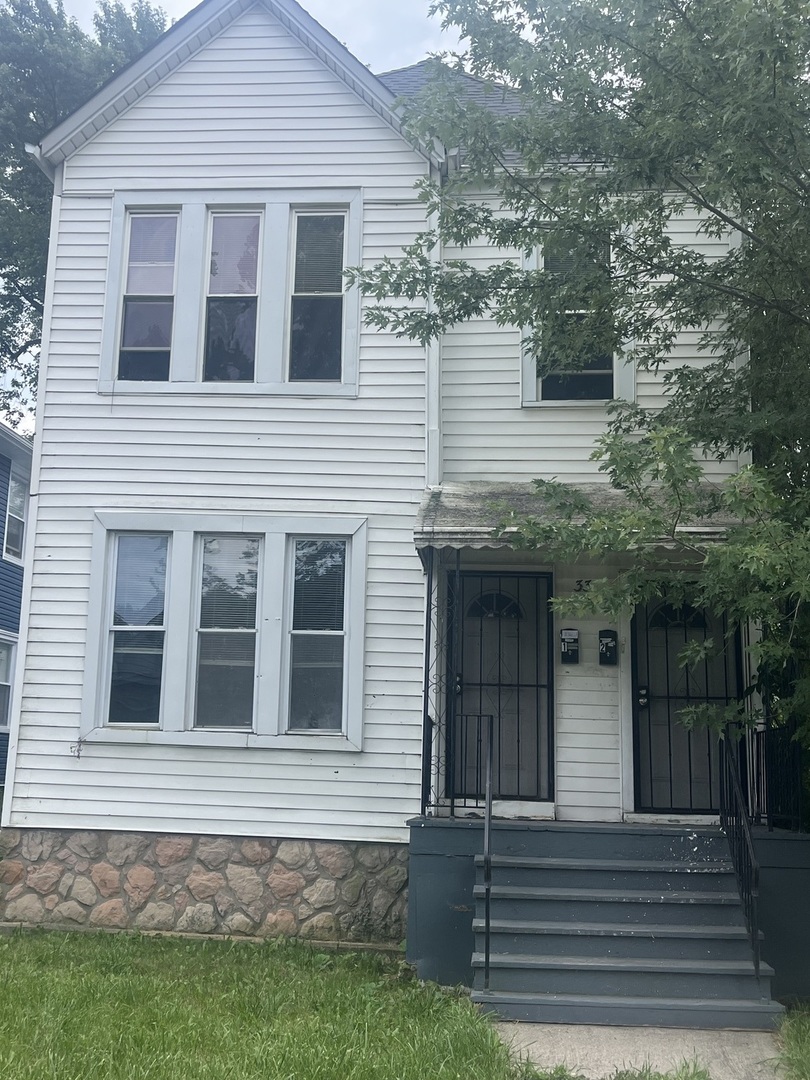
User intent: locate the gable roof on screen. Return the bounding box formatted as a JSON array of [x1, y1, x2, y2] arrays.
[[35, 0, 442, 169]]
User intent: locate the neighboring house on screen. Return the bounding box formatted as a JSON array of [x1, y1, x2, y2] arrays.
[[1, 0, 808, 1030], [0, 424, 31, 802]]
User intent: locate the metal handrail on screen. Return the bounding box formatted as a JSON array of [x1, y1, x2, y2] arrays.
[[482, 714, 494, 991], [719, 730, 761, 980]]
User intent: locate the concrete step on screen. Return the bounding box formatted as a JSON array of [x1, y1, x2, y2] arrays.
[[476, 854, 736, 892], [471, 989, 785, 1029], [475, 884, 744, 924], [471, 952, 773, 999], [472, 918, 756, 961]]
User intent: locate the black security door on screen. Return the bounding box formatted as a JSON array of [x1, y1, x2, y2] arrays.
[[448, 572, 553, 803], [633, 602, 741, 813]]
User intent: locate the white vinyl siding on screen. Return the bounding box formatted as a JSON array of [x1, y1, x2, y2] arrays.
[[8, 9, 430, 841], [553, 565, 624, 822]]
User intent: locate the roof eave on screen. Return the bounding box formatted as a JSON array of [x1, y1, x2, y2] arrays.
[[36, 0, 445, 171]]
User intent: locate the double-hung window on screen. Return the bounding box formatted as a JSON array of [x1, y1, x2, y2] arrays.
[[118, 214, 178, 381], [522, 234, 633, 404], [103, 190, 361, 395], [3, 467, 27, 563], [82, 514, 367, 748]]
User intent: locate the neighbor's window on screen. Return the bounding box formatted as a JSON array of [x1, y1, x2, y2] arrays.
[[289, 213, 346, 382], [288, 538, 347, 731], [0, 641, 13, 728], [118, 214, 178, 381], [540, 237, 614, 401], [194, 534, 260, 729], [4, 469, 26, 561], [108, 534, 168, 725], [204, 213, 260, 382]]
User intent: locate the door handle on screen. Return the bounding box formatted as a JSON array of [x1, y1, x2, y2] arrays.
[[638, 685, 649, 708]]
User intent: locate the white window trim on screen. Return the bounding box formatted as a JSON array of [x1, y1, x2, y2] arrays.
[[0, 632, 17, 732], [80, 511, 367, 751], [99, 188, 362, 398], [520, 246, 635, 407], [3, 465, 27, 566]]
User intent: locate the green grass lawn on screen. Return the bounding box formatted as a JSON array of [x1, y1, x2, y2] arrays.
[[780, 1007, 810, 1080], [0, 930, 721, 1080]]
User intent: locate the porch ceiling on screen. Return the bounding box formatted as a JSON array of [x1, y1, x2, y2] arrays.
[[413, 482, 738, 550]]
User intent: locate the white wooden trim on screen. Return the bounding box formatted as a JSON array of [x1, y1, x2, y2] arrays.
[[79, 510, 368, 750], [618, 611, 635, 814], [100, 188, 362, 395]]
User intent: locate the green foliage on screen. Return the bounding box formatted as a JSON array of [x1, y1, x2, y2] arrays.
[[0, 930, 527, 1080], [349, 0, 810, 743], [780, 1006, 810, 1080], [0, 0, 166, 425]]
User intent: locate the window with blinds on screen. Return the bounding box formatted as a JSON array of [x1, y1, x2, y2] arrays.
[[288, 538, 347, 731], [289, 213, 346, 382], [118, 214, 178, 381]]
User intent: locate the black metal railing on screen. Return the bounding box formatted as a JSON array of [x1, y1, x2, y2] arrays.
[[719, 731, 761, 980], [482, 714, 495, 991], [753, 725, 804, 831]]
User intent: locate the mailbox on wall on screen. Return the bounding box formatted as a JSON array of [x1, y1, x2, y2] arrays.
[[560, 628, 580, 664], [599, 629, 618, 666]]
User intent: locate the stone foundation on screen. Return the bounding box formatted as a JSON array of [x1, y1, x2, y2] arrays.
[[0, 828, 407, 942]]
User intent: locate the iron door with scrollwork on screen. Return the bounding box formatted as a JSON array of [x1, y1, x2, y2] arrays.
[[448, 572, 553, 803]]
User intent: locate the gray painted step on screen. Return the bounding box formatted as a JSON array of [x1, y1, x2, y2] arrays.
[[471, 989, 785, 1030], [477, 855, 736, 891], [488, 823, 729, 862], [476, 884, 744, 924], [472, 919, 755, 961], [471, 952, 773, 998]]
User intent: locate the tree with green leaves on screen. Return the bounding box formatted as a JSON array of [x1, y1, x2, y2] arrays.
[[348, 0, 810, 738], [0, 0, 166, 425]]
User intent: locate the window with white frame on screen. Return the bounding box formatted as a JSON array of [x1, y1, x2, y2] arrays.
[[203, 213, 260, 382], [118, 214, 178, 381], [4, 467, 27, 562], [0, 640, 14, 729], [103, 191, 360, 395], [522, 235, 632, 404], [83, 514, 367, 746]]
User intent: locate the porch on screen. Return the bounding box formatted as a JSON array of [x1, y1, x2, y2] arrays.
[[411, 498, 808, 1027]]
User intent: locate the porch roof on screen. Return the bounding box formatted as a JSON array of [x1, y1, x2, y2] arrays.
[[413, 482, 737, 550]]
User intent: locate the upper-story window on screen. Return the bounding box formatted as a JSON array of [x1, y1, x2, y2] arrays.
[[118, 214, 178, 381], [3, 467, 27, 563], [102, 190, 361, 397], [204, 213, 261, 382], [522, 235, 633, 405]]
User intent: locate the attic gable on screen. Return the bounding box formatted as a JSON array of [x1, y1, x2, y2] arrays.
[[36, 0, 440, 169]]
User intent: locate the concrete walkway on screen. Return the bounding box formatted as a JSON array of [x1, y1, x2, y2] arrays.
[[496, 1022, 781, 1079]]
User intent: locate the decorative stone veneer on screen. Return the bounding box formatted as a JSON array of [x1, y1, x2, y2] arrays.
[[0, 829, 408, 942]]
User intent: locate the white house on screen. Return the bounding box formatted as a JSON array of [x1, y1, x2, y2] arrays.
[[1, 0, 808, 1029]]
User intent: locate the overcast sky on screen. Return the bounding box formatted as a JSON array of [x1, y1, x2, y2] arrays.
[[61, 0, 462, 73]]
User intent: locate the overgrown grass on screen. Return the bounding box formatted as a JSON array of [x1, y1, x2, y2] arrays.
[[780, 1006, 810, 1080], [0, 930, 523, 1080], [0, 930, 716, 1080]]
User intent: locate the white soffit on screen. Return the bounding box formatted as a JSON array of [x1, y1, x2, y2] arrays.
[[36, 0, 440, 168]]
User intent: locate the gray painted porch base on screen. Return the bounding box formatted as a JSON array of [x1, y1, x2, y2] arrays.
[[407, 817, 810, 1027]]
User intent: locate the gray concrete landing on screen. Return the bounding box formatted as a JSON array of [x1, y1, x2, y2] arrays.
[[496, 1022, 781, 1080]]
